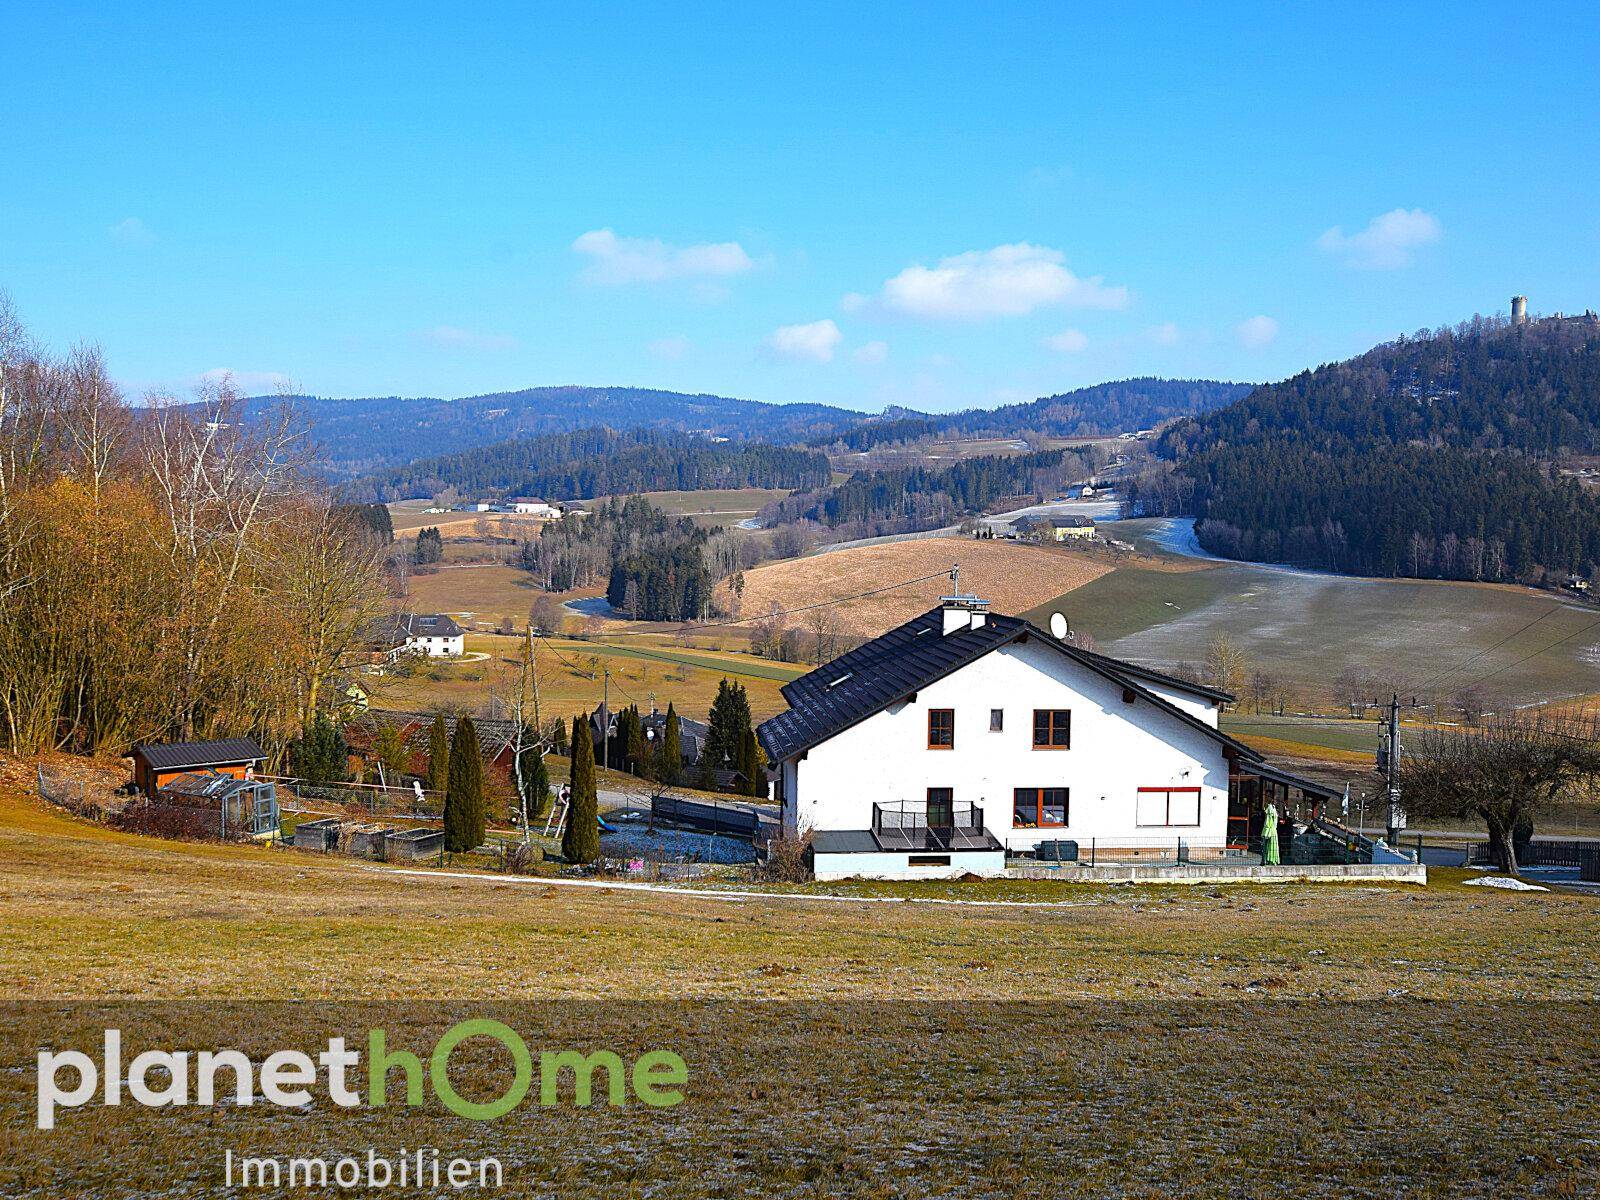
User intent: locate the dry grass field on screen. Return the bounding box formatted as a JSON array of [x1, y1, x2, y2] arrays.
[[720, 537, 1112, 636], [368, 633, 804, 724], [3, 767, 1600, 1196]]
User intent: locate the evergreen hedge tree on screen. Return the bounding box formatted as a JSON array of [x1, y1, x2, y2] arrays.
[[739, 727, 764, 797], [515, 729, 550, 824], [427, 714, 450, 795], [564, 717, 600, 864], [655, 703, 682, 786], [290, 713, 350, 785], [444, 717, 485, 852], [626, 706, 647, 778], [705, 679, 755, 793]]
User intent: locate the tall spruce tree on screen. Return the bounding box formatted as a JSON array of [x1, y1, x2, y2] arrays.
[[517, 733, 550, 824], [564, 716, 600, 864], [705, 679, 755, 792], [739, 727, 764, 798], [427, 714, 450, 796], [655, 703, 682, 786], [444, 716, 485, 852], [626, 706, 647, 778]]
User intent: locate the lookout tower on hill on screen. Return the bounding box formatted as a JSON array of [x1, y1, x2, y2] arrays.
[[1511, 294, 1528, 325]]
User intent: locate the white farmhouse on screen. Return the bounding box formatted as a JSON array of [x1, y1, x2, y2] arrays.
[[385, 613, 466, 659], [757, 596, 1336, 880], [508, 498, 559, 517]]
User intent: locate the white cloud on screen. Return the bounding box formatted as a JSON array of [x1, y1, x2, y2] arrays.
[[1147, 322, 1181, 346], [1042, 328, 1089, 354], [649, 336, 691, 360], [572, 228, 756, 286], [417, 325, 518, 351], [1316, 208, 1443, 269], [874, 243, 1129, 320], [766, 319, 842, 363], [853, 340, 889, 365], [1234, 315, 1279, 350], [109, 217, 154, 245]]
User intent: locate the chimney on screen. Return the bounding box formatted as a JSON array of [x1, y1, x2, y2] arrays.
[[941, 594, 990, 635]]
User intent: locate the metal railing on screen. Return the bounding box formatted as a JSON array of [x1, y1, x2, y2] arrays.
[[871, 801, 991, 851]]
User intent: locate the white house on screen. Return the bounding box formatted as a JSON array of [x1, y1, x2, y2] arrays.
[[385, 613, 466, 659], [508, 498, 559, 517], [757, 596, 1335, 880]]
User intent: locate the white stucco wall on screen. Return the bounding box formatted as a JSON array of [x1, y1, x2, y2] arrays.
[[813, 849, 1007, 881], [785, 638, 1230, 852]]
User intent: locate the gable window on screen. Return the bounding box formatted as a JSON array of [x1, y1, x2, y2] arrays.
[[1136, 787, 1201, 827], [927, 709, 954, 749], [1013, 787, 1069, 828], [1032, 709, 1071, 749], [990, 708, 1004, 731]]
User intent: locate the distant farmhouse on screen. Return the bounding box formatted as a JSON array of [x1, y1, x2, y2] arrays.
[[383, 613, 465, 659], [507, 498, 559, 517], [757, 596, 1337, 881], [1015, 514, 1097, 541]]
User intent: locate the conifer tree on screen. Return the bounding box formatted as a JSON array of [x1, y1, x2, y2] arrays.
[[626, 706, 647, 778], [655, 703, 682, 786], [444, 716, 485, 851], [427, 714, 450, 796], [739, 727, 764, 797], [564, 716, 600, 864]]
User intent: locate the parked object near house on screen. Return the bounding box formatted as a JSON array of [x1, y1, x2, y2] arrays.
[[382, 613, 465, 658], [757, 595, 1339, 881], [130, 737, 266, 798], [154, 770, 280, 839]]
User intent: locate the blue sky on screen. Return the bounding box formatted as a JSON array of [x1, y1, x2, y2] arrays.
[[3, 2, 1597, 412]]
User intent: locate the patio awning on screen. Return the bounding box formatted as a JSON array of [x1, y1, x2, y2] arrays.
[[1241, 760, 1342, 801]]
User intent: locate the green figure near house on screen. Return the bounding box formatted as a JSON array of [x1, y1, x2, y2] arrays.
[[1261, 801, 1280, 866]]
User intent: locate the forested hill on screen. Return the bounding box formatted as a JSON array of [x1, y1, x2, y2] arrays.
[[1154, 315, 1600, 584], [240, 386, 869, 479], [246, 376, 1248, 478], [813, 378, 1250, 452], [352, 427, 833, 503], [1162, 315, 1600, 459]]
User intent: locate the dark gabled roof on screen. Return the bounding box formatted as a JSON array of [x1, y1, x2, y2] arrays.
[[132, 737, 266, 771], [757, 606, 1257, 766], [399, 613, 464, 639]]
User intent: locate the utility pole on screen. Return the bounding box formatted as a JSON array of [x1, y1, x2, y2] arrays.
[[602, 669, 610, 772], [1377, 692, 1406, 844]]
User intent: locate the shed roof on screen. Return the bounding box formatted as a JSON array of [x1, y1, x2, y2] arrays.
[[132, 737, 266, 771]]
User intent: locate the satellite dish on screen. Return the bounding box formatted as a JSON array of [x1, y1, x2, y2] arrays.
[[1049, 612, 1070, 640]]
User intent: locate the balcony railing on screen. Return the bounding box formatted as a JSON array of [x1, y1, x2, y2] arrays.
[[871, 801, 994, 852]]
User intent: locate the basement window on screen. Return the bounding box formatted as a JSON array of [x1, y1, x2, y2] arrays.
[[908, 855, 952, 867]]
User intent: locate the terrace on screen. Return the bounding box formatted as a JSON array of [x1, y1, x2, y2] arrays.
[[871, 799, 1003, 853]]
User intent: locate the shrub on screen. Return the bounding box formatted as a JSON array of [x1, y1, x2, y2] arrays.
[[758, 833, 812, 883]]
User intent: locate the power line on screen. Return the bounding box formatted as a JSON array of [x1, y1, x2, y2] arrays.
[[1415, 603, 1563, 692], [1447, 612, 1600, 693]]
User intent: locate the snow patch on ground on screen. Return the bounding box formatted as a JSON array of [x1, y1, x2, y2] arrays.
[[1463, 876, 1549, 892]]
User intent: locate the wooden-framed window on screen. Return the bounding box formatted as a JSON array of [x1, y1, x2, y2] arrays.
[[927, 708, 955, 749], [1032, 709, 1071, 749], [1013, 787, 1069, 828], [1136, 786, 1201, 828], [990, 708, 1004, 731]]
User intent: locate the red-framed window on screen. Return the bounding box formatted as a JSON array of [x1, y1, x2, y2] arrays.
[[1013, 787, 1069, 828], [927, 709, 954, 749], [1032, 709, 1071, 749], [1136, 787, 1201, 828]]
